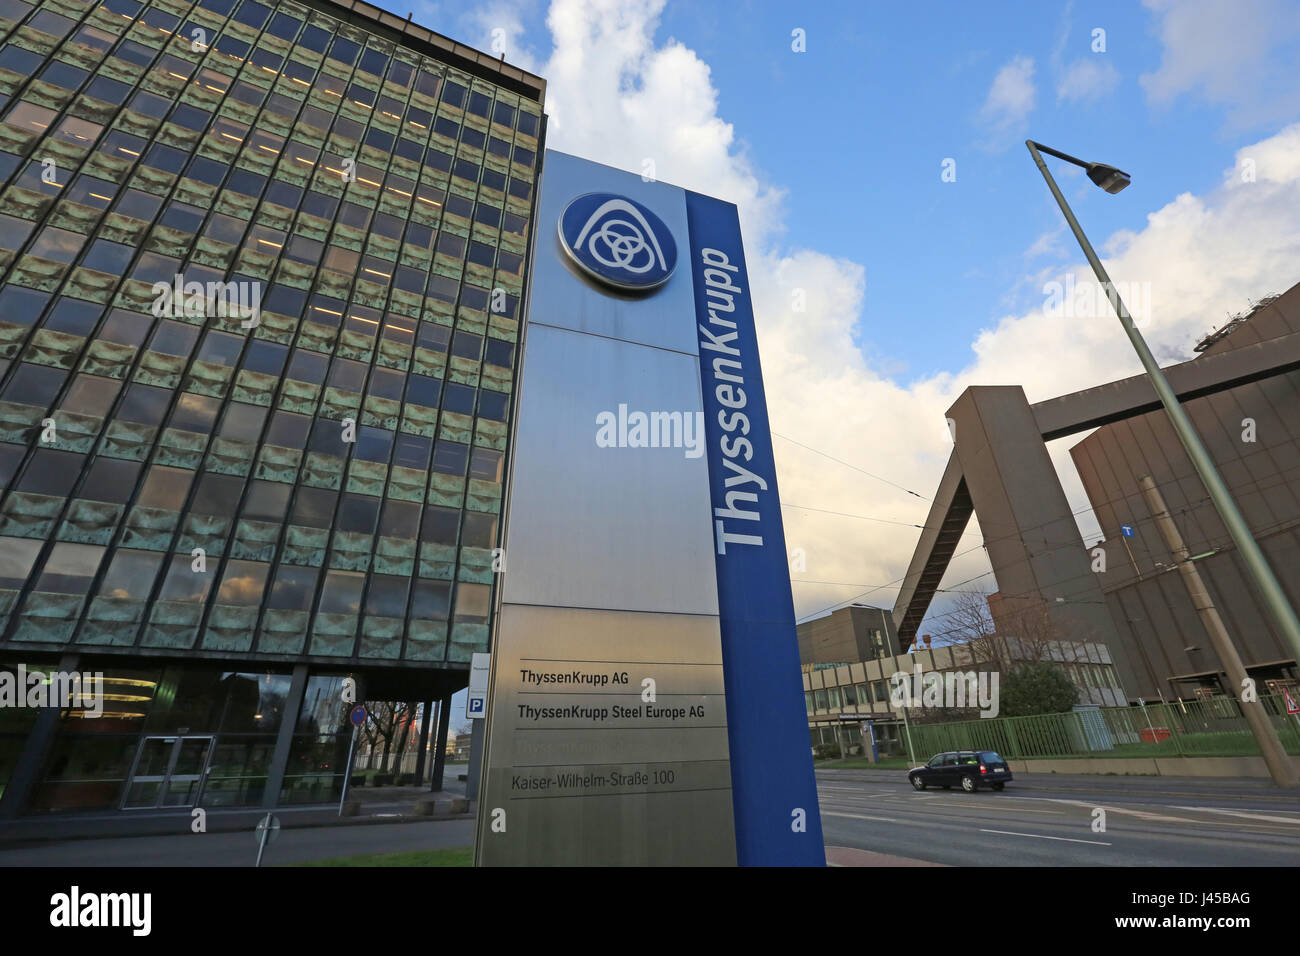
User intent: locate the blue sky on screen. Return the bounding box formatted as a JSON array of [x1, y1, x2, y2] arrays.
[[396, 0, 1300, 628]]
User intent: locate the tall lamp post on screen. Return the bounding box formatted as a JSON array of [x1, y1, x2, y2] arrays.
[[1027, 141, 1300, 775]]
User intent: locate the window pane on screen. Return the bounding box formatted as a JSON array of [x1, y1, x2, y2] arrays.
[[2, 363, 64, 408], [78, 458, 140, 505], [190, 472, 243, 516], [378, 498, 419, 538], [317, 570, 364, 614], [44, 299, 103, 338], [290, 487, 336, 529], [410, 579, 449, 620], [18, 449, 83, 497], [158, 553, 211, 603], [266, 564, 316, 610], [99, 548, 162, 600], [218, 402, 266, 442], [168, 392, 220, 434], [136, 465, 193, 511], [365, 574, 406, 617], [419, 506, 458, 545], [462, 511, 497, 548], [454, 582, 490, 622], [35, 543, 105, 594], [242, 480, 290, 521], [216, 559, 268, 606], [335, 495, 377, 534], [0, 538, 42, 589]]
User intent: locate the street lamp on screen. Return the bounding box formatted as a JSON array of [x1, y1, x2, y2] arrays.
[[1026, 139, 1300, 761]]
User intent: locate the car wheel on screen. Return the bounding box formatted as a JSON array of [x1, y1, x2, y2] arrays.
[[960, 775, 977, 793], [991, 782, 1005, 791], [910, 776, 926, 791]]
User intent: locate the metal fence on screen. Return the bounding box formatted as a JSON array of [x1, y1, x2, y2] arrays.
[[906, 694, 1300, 760]]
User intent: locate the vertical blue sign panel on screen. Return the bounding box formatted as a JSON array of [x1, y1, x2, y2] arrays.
[[685, 191, 825, 866]]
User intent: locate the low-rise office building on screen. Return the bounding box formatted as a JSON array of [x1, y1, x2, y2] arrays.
[[798, 606, 1127, 755]]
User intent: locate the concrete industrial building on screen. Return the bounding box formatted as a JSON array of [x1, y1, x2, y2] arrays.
[[892, 283, 1300, 703], [0, 0, 543, 816], [797, 603, 899, 666]]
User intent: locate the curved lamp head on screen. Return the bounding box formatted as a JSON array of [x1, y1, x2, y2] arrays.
[[1086, 162, 1131, 194]]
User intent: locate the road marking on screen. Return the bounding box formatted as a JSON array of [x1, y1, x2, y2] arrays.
[[944, 803, 1063, 815], [1045, 799, 1199, 824], [979, 828, 1111, 846], [824, 811, 902, 824], [1171, 806, 1300, 826], [817, 790, 898, 798]]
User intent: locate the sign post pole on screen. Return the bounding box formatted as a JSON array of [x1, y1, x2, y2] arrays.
[[338, 704, 366, 816]]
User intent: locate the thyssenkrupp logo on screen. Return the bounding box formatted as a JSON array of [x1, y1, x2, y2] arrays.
[[558, 192, 677, 292]]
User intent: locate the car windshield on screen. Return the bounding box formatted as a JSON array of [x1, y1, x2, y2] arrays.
[[978, 751, 1005, 764]]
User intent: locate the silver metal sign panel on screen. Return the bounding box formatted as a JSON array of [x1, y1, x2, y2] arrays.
[[501, 322, 718, 616], [476, 603, 736, 866]]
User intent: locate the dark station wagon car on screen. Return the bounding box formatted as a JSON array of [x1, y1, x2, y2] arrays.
[[908, 750, 1013, 792]]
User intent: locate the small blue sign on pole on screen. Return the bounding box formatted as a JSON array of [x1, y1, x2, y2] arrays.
[[349, 704, 367, 727], [1121, 525, 1134, 537], [864, 720, 879, 763]]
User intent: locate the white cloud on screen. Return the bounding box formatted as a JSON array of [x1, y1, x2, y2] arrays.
[[1056, 56, 1120, 103], [1024, 226, 1066, 260], [976, 55, 1037, 146], [486, 1, 1300, 628], [1140, 0, 1300, 129], [1227, 122, 1300, 185], [450, 1, 542, 73]]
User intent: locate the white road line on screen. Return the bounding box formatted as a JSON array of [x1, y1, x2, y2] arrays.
[[1171, 806, 1300, 826], [1045, 798, 1200, 824], [824, 811, 902, 824], [979, 828, 1111, 846], [943, 803, 1063, 815]]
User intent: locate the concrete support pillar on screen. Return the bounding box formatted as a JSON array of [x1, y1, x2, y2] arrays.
[[948, 386, 1118, 646], [430, 693, 451, 792], [413, 697, 433, 785]]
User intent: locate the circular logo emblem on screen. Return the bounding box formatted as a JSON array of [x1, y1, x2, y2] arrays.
[[558, 192, 677, 292]]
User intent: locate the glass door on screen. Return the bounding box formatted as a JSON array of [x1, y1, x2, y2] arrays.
[[160, 737, 213, 807], [121, 736, 215, 809]]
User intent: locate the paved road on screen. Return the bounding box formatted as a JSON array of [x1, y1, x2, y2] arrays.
[[0, 818, 475, 867], [817, 769, 1300, 866]]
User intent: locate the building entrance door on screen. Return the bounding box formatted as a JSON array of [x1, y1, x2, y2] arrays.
[[121, 735, 215, 809]]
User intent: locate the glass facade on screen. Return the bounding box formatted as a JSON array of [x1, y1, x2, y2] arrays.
[[1, 656, 353, 810], [0, 0, 541, 669]]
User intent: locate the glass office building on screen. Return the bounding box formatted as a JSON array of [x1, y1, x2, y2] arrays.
[[0, 0, 544, 814]]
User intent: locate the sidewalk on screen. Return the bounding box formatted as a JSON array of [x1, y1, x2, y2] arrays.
[[0, 817, 476, 867], [0, 776, 475, 846], [825, 846, 946, 867]]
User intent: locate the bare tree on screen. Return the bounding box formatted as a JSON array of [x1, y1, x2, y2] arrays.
[[364, 701, 416, 773], [932, 589, 1072, 673]]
